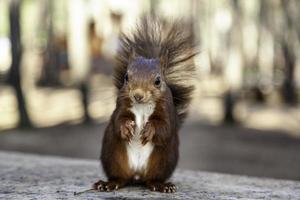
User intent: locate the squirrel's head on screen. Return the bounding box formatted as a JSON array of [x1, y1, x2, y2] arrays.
[[121, 56, 166, 104]]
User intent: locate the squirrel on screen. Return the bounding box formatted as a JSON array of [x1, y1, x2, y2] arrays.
[[93, 16, 197, 193]]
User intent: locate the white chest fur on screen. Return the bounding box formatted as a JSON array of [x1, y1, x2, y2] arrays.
[[127, 103, 155, 173]]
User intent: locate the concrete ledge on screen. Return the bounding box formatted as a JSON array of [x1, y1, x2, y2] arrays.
[[0, 151, 299, 199]]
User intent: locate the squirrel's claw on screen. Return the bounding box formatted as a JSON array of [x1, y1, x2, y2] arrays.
[[120, 120, 135, 142], [140, 122, 155, 145], [93, 180, 121, 192], [126, 120, 135, 136]]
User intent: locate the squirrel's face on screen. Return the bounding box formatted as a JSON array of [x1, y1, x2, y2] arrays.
[[122, 56, 165, 104]]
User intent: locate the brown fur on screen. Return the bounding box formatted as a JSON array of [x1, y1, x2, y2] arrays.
[[93, 16, 197, 193], [114, 16, 198, 124]]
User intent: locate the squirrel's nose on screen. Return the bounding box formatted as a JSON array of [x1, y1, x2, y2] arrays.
[[134, 94, 144, 102]]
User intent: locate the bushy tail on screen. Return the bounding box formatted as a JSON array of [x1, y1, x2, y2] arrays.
[[114, 16, 198, 125]]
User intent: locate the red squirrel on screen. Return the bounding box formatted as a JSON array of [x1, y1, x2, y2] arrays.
[[93, 16, 197, 193]]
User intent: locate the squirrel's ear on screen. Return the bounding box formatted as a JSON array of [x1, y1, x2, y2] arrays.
[[160, 49, 169, 68], [129, 48, 138, 63]]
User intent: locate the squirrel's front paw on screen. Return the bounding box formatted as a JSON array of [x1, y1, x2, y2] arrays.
[[141, 122, 155, 145], [120, 120, 135, 141]]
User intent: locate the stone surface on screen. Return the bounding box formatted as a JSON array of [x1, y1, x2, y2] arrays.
[[1, 123, 300, 181], [0, 151, 299, 200]]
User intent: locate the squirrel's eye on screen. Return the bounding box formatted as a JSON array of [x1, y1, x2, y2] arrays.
[[154, 76, 161, 87], [124, 73, 128, 82]]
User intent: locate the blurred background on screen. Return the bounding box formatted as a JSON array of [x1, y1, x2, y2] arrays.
[[0, 0, 300, 181]]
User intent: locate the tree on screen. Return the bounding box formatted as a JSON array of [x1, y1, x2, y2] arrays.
[[280, 0, 298, 105], [7, 0, 32, 128]]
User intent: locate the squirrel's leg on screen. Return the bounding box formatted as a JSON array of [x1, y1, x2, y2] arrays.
[[97, 118, 134, 192], [143, 145, 178, 193], [93, 178, 127, 192], [141, 118, 178, 193]]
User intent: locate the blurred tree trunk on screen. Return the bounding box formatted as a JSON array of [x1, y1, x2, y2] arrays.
[[37, 0, 62, 87], [80, 82, 91, 123], [281, 41, 297, 105], [280, 0, 298, 105], [222, 0, 242, 124], [8, 0, 32, 128], [223, 91, 236, 124]]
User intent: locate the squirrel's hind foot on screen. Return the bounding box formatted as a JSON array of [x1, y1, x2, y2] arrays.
[[147, 181, 176, 193], [93, 179, 125, 192]]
